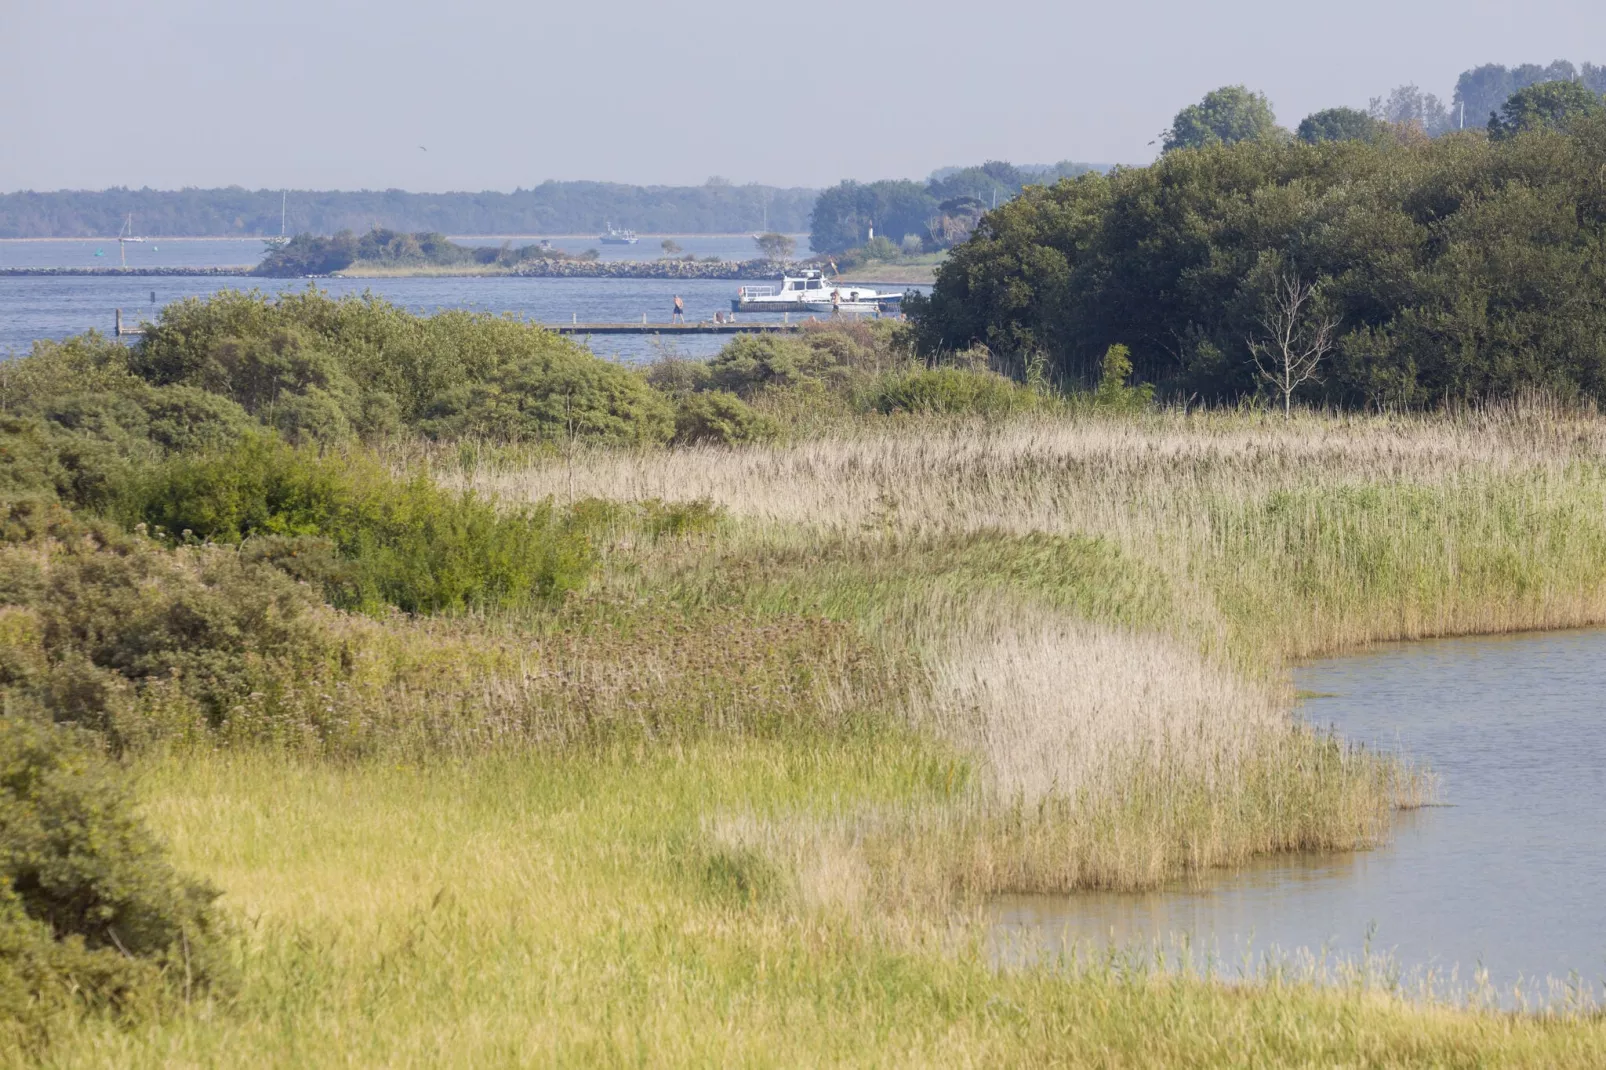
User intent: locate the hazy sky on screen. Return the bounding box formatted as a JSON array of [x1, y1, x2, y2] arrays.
[[3, 0, 1603, 192]]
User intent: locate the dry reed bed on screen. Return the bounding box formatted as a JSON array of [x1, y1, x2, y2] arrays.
[[444, 407, 1606, 893]]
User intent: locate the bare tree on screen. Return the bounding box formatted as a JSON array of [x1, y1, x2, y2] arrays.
[[1247, 273, 1338, 418]]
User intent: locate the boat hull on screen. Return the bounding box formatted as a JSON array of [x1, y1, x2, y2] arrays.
[[732, 298, 890, 315]]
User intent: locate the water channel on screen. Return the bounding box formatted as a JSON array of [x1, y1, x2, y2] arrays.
[[992, 629, 1606, 1006]]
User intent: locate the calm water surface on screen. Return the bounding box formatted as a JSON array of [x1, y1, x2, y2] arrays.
[[0, 233, 808, 269], [0, 235, 844, 361], [993, 629, 1606, 1002], [0, 272, 901, 363]]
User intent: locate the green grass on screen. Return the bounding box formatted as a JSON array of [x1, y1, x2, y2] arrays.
[[18, 406, 1606, 1063], [16, 749, 1603, 1067]]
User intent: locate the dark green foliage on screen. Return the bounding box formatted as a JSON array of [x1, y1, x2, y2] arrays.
[[255, 230, 576, 277], [419, 343, 674, 445], [1297, 108, 1382, 144], [672, 391, 777, 446], [705, 335, 850, 399], [0, 501, 334, 746], [1091, 345, 1154, 411], [0, 334, 254, 513], [133, 436, 595, 615], [0, 716, 229, 1038], [1163, 86, 1286, 152], [872, 367, 1038, 417], [131, 288, 667, 444], [914, 123, 1606, 407], [1488, 81, 1605, 139], [809, 180, 936, 255]]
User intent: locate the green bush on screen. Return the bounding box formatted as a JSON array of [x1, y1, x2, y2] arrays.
[[872, 366, 1039, 416], [0, 503, 335, 747], [672, 391, 777, 445], [131, 290, 672, 445], [0, 716, 229, 1040], [133, 436, 594, 615], [1091, 344, 1155, 412]]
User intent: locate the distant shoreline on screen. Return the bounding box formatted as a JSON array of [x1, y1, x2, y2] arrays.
[[0, 232, 807, 244]]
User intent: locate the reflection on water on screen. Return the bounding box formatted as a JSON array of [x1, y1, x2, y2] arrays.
[[991, 629, 1606, 1006]]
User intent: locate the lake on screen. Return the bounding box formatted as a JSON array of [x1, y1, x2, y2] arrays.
[[992, 629, 1606, 1007], [0, 231, 911, 362], [0, 233, 809, 270]]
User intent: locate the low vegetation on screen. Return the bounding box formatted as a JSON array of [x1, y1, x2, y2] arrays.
[[4, 290, 1606, 1063], [253, 230, 595, 278]]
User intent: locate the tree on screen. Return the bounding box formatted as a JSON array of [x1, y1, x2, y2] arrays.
[[753, 232, 796, 260], [1247, 274, 1336, 417], [1369, 84, 1454, 136], [1297, 107, 1381, 144], [661, 238, 683, 256], [1488, 80, 1605, 140], [1163, 86, 1284, 152], [809, 180, 937, 254]]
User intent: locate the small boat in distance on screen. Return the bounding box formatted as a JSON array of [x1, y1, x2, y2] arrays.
[[117, 214, 145, 266], [733, 268, 903, 315], [599, 222, 639, 245]]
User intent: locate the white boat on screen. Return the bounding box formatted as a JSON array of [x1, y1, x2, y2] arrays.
[[599, 222, 639, 245], [732, 268, 903, 315]]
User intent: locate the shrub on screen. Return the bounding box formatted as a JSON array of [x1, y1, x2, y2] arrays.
[[0, 716, 229, 1039], [1092, 344, 1155, 412], [872, 367, 1039, 416], [672, 391, 777, 446], [133, 436, 594, 614], [0, 505, 335, 747], [707, 335, 839, 398], [130, 290, 675, 445]]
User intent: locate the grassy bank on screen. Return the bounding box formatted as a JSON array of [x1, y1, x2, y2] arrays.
[[20, 748, 1605, 1067], [9, 296, 1606, 1063]]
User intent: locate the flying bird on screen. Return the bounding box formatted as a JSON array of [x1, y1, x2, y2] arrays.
[[419, 145, 428, 152]]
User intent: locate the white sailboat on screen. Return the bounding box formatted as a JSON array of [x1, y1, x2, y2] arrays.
[[117, 213, 145, 266], [266, 191, 290, 246]]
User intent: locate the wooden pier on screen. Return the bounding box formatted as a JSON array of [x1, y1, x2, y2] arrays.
[[113, 310, 804, 339], [549, 321, 803, 335]]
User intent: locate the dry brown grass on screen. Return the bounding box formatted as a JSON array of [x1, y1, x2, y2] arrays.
[[433, 404, 1606, 895]]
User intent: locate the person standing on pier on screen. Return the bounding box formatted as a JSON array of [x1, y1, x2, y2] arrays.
[[672, 295, 685, 323]]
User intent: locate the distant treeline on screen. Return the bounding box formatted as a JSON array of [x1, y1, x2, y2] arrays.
[[0, 182, 817, 239], [912, 110, 1606, 408], [808, 161, 1104, 255]]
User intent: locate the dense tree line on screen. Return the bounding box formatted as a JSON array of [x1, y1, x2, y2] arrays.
[[0, 181, 817, 239], [808, 161, 1100, 254], [910, 114, 1606, 408]]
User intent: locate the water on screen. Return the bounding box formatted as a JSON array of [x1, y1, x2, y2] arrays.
[[0, 233, 807, 270], [0, 273, 898, 363], [993, 629, 1606, 1004]]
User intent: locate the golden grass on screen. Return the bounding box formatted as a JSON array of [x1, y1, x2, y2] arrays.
[[19, 750, 1606, 1068], [453, 403, 1606, 890], [25, 404, 1606, 1064]]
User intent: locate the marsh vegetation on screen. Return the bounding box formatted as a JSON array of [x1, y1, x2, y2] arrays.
[[4, 280, 1606, 1063]]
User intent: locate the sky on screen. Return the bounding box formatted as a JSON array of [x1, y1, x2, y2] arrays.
[[2, 0, 1604, 193]]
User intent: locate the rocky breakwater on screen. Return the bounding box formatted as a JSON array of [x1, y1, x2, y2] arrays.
[[0, 266, 252, 277], [508, 258, 783, 280]]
